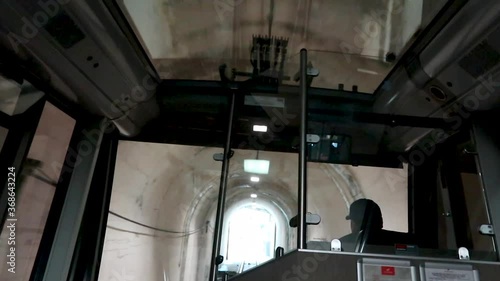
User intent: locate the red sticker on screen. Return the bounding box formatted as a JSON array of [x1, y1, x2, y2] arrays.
[[381, 266, 396, 276], [395, 244, 407, 250]]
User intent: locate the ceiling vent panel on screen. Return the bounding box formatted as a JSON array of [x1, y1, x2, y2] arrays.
[[458, 39, 500, 79], [43, 11, 85, 49]]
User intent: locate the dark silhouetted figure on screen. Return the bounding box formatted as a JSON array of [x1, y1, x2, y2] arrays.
[[340, 199, 410, 252]]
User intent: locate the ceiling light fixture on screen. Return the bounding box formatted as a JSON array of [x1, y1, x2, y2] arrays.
[[250, 176, 260, 182], [253, 125, 268, 132], [250, 193, 258, 198], [244, 160, 270, 174]]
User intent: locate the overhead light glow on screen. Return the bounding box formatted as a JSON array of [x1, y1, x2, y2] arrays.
[[250, 176, 260, 182], [253, 125, 268, 132], [250, 193, 258, 198], [357, 68, 379, 75], [244, 160, 270, 175]]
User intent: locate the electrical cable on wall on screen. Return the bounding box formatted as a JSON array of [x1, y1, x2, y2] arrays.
[[108, 210, 205, 235], [22, 160, 208, 237]]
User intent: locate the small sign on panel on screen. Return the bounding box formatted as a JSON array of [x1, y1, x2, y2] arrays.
[[358, 258, 416, 281]]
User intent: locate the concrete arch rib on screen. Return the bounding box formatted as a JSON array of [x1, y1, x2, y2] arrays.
[[319, 164, 365, 208], [179, 161, 298, 281]]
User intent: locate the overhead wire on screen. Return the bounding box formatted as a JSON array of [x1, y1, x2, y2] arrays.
[[21, 164, 209, 238]]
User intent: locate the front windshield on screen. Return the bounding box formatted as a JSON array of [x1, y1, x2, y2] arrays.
[[118, 0, 448, 93]]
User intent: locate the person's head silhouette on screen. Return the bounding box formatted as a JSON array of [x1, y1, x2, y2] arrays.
[[345, 199, 383, 233]]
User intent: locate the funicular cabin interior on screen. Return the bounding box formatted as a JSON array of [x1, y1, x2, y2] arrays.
[[1, 0, 500, 280]]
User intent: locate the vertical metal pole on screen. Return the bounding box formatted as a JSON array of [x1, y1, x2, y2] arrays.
[[298, 49, 308, 249], [209, 92, 236, 281]]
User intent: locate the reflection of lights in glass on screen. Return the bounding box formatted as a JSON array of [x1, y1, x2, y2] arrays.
[[331, 142, 339, 148], [250, 193, 258, 198], [250, 176, 260, 182], [253, 125, 268, 132], [244, 160, 270, 174]]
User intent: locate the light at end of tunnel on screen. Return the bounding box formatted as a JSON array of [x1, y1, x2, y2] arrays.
[[250, 176, 260, 182], [244, 159, 270, 174], [253, 125, 268, 132], [250, 193, 258, 198]]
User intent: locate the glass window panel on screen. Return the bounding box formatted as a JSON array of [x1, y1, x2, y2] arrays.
[[0, 102, 75, 281], [417, 141, 497, 261], [461, 172, 494, 253], [98, 142, 222, 281], [220, 149, 298, 278], [0, 126, 8, 151], [119, 0, 449, 93], [306, 163, 408, 253]]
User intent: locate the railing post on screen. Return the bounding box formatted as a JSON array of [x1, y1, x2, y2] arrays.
[[209, 92, 236, 281], [297, 48, 308, 249]]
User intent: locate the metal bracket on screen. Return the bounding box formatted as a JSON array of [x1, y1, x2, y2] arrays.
[[463, 148, 478, 155], [307, 134, 320, 143], [289, 212, 321, 227], [216, 255, 224, 265], [331, 239, 342, 252], [275, 246, 284, 258], [458, 247, 470, 260], [293, 64, 320, 80], [293, 62, 319, 87], [213, 150, 234, 161], [479, 224, 494, 236]]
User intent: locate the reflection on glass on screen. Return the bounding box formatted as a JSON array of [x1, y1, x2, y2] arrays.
[[0, 76, 21, 116], [284, 51, 392, 93], [0, 77, 45, 116], [120, 0, 449, 92], [0, 102, 75, 281]]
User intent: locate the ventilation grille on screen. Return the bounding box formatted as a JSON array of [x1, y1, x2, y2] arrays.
[[459, 40, 500, 78], [44, 11, 85, 49]]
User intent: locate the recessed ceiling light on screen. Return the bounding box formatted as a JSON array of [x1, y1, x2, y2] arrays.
[[253, 125, 268, 132], [250, 176, 260, 182], [250, 193, 258, 198]]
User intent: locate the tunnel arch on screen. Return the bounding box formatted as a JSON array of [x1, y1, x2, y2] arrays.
[[170, 149, 364, 280]]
